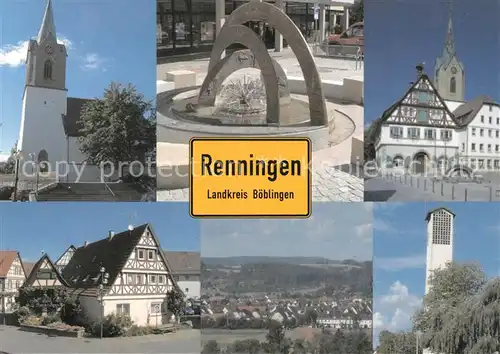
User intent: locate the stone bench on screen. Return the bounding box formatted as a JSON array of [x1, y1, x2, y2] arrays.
[[157, 80, 175, 94], [166, 70, 197, 89], [156, 142, 189, 190], [286, 76, 344, 101], [343, 76, 363, 105]]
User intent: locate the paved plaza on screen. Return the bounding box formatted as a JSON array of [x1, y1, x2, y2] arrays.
[[364, 173, 500, 202], [157, 48, 364, 202], [0, 326, 200, 353]]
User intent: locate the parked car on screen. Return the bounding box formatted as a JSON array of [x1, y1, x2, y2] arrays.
[[328, 22, 364, 45], [327, 22, 364, 57]]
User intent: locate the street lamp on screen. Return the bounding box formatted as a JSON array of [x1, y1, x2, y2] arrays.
[[12, 151, 23, 202], [97, 266, 110, 339], [416, 330, 422, 354]]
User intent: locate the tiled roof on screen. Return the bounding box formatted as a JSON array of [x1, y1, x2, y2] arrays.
[[61, 224, 178, 295], [62, 224, 150, 290], [24, 253, 69, 287], [22, 261, 36, 278], [62, 97, 92, 137], [0, 251, 19, 277], [163, 251, 200, 275]]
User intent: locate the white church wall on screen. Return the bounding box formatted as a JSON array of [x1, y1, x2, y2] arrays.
[[18, 86, 68, 174]]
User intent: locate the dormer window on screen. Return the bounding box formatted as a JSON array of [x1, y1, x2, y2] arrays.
[[43, 60, 52, 80]]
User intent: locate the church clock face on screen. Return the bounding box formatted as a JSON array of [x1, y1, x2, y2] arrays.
[[451, 67, 457, 74], [45, 44, 53, 55]]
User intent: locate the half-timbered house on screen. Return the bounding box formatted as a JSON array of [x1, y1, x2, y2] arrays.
[[374, 65, 461, 174], [371, 10, 500, 174], [24, 253, 68, 288], [62, 224, 178, 326], [0, 251, 27, 312], [54, 245, 76, 273]]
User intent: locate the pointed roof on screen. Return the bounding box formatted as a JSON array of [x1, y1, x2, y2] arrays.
[[436, 1, 461, 71], [37, 0, 57, 44], [22, 261, 36, 279], [0, 251, 22, 277], [425, 207, 456, 221], [24, 253, 69, 287], [372, 69, 459, 138], [61, 224, 179, 294], [55, 245, 76, 266]]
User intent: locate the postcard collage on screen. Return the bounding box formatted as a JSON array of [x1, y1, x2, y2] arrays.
[[0, 0, 498, 353]]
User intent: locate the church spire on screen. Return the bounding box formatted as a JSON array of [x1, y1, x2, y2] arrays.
[[37, 0, 57, 44], [442, 0, 455, 63]]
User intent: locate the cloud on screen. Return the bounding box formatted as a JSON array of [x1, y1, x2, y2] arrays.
[[373, 281, 422, 344], [376, 254, 426, 271], [201, 203, 372, 260], [0, 35, 72, 67], [373, 218, 395, 233], [80, 53, 111, 72], [0, 154, 9, 163]]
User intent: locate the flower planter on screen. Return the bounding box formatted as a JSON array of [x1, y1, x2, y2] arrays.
[[20, 324, 85, 338]]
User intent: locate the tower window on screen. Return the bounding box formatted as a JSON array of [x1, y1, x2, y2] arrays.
[[449, 77, 456, 93], [432, 211, 452, 245], [43, 60, 53, 80]]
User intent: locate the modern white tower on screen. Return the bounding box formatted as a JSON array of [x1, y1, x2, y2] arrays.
[[424, 207, 455, 295]]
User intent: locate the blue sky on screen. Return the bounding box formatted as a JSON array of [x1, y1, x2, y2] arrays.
[[0, 203, 199, 262], [0, 0, 156, 159], [202, 203, 373, 260], [365, 0, 500, 125], [372, 202, 500, 346]]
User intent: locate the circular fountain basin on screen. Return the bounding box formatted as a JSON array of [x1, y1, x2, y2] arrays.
[[157, 87, 332, 151]]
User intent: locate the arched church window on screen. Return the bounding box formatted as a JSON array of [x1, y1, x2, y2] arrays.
[[43, 60, 52, 80], [450, 77, 456, 93], [38, 150, 49, 173]]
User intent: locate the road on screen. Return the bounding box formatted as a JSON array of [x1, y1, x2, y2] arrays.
[[0, 325, 200, 353]]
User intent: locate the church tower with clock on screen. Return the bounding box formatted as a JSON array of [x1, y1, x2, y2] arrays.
[[18, 0, 68, 171], [434, 2, 465, 102]]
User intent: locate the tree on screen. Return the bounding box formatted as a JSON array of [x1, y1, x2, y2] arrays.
[[350, 0, 363, 24], [2, 144, 19, 174], [166, 288, 186, 323], [202, 340, 221, 354], [77, 82, 156, 171], [412, 262, 499, 354], [378, 330, 421, 354]]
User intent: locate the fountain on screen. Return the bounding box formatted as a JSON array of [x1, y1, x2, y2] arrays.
[[156, 1, 362, 191]]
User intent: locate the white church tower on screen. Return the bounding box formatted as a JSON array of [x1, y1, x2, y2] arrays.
[[424, 207, 455, 295], [434, 0, 465, 102], [18, 0, 69, 174]]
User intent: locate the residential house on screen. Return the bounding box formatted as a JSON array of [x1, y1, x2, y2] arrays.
[[0, 251, 27, 312], [24, 253, 68, 288], [61, 224, 177, 326], [54, 245, 76, 273], [22, 261, 36, 280], [163, 251, 200, 299]]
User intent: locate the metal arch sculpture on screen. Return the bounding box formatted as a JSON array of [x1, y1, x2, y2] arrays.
[[199, 25, 281, 124], [209, 1, 328, 126], [198, 49, 291, 108]]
